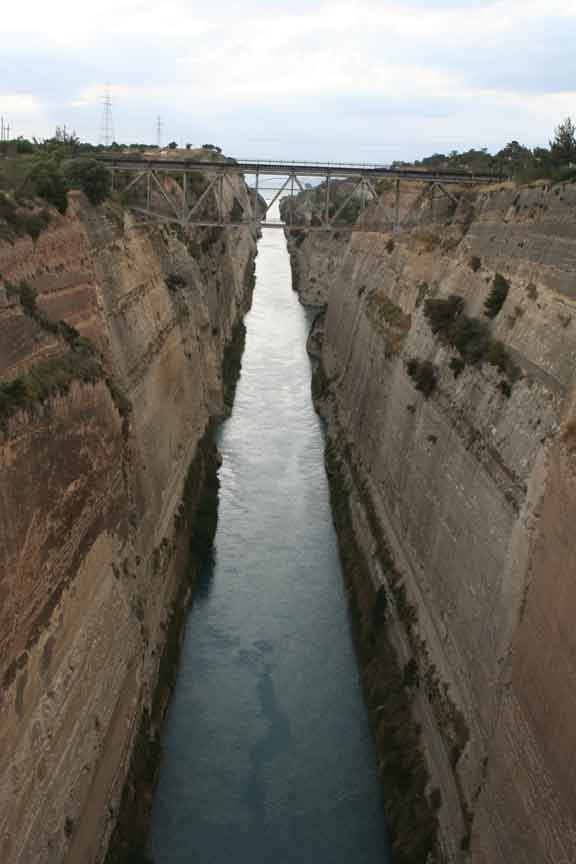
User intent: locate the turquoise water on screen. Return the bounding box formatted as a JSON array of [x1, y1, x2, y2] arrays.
[[149, 230, 390, 863]]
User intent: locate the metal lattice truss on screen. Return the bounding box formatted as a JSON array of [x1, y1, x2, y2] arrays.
[[100, 156, 501, 232]]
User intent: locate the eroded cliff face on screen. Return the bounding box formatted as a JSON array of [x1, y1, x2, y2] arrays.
[[297, 181, 576, 863], [285, 180, 426, 307], [0, 181, 256, 863], [285, 228, 347, 305]]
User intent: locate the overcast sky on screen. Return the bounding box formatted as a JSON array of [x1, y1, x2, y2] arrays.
[[2, 0, 575, 162]]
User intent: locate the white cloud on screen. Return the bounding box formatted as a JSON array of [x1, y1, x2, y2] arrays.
[[0, 92, 42, 114], [0, 92, 49, 138], [68, 83, 135, 109], [3, 1, 576, 156], [4, 0, 573, 45]]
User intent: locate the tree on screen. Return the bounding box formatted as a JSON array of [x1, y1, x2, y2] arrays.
[[31, 162, 69, 213], [78, 163, 110, 205], [496, 140, 530, 162], [15, 137, 35, 154], [168, 141, 177, 150], [62, 158, 111, 206], [550, 117, 576, 164]]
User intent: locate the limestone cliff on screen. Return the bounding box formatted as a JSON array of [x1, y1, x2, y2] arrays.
[[285, 228, 347, 306], [0, 178, 257, 863], [284, 179, 425, 306], [296, 181, 576, 863]]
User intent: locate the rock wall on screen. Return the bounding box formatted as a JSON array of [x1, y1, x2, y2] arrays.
[[300, 181, 576, 863], [0, 181, 257, 863], [285, 228, 347, 305], [285, 180, 426, 307]]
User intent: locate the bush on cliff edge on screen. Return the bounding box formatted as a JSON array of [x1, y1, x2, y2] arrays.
[[63, 158, 111, 206]]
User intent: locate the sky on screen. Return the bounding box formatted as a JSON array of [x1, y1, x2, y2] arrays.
[[2, 0, 576, 162]]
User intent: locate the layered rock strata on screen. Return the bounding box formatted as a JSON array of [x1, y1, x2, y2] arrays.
[[299, 181, 576, 863], [0, 180, 256, 863]]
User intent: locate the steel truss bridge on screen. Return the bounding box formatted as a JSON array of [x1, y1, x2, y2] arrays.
[[97, 155, 502, 232]]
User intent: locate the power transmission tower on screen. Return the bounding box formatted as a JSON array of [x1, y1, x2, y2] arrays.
[[100, 86, 114, 147], [156, 116, 163, 149], [0, 116, 11, 144]]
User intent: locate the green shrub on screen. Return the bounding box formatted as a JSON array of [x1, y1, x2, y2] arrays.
[[424, 290, 520, 387], [16, 281, 37, 315], [0, 194, 49, 243], [0, 279, 111, 427], [8, 282, 101, 360], [23, 214, 46, 243], [32, 163, 68, 213], [0, 351, 102, 425], [424, 294, 463, 337], [6, 280, 36, 312], [485, 273, 510, 318], [15, 138, 35, 155], [469, 255, 481, 272], [166, 273, 186, 292], [81, 163, 111, 205], [289, 228, 306, 248], [486, 339, 509, 373], [449, 315, 491, 364], [331, 197, 362, 224], [406, 358, 437, 398], [449, 356, 465, 377], [0, 379, 31, 414], [63, 158, 111, 206]]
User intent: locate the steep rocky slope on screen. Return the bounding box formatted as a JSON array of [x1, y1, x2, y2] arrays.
[[285, 180, 425, 306], [0, 179, 256, 863], [294, 181, 576, 863], [285, 228, 347, 306]]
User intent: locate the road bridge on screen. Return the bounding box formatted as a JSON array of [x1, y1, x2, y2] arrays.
[[97, 155, 503, 232]]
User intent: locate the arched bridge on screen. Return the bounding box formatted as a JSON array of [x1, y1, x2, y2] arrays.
[[97, 155, 503, 232]]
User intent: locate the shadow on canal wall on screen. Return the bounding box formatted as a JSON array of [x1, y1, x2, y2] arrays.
[[104, 310, 253, 864]]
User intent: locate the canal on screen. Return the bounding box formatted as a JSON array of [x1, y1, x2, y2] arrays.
[[149, 229, 390, 863]]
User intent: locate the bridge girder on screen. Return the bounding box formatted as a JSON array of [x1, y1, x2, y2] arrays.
[[97, 156, 502, 232]]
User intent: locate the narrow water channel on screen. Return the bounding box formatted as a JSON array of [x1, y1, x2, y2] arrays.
[[150, 230, 390, 863]]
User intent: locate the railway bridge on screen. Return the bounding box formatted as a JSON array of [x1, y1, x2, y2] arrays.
[[96, 155, 502, 232]]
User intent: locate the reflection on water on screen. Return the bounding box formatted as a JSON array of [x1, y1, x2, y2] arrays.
[[149, 230, 390, 863]]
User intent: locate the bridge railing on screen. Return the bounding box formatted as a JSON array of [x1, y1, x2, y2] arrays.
[[231, 157, 394, 170]]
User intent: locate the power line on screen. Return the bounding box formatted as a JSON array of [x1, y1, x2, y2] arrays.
[[100, 86, 114, 146]]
